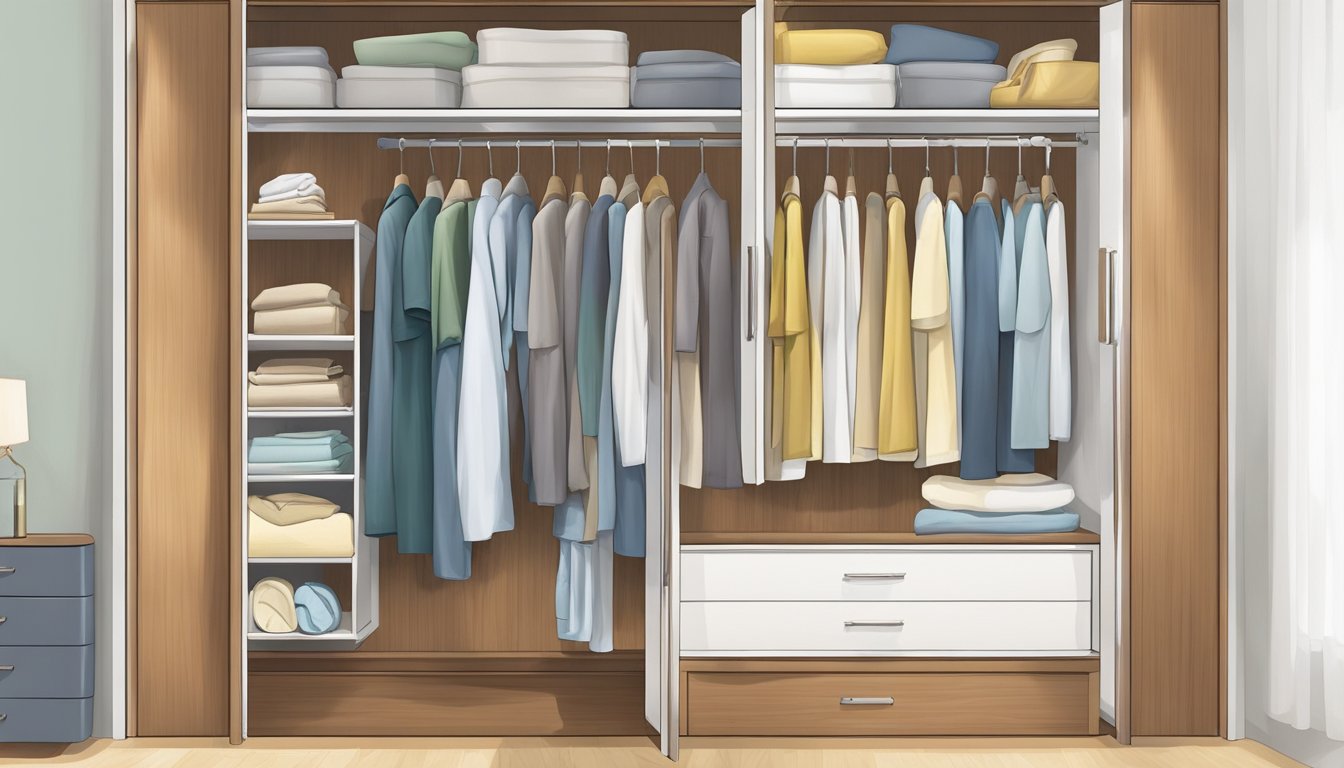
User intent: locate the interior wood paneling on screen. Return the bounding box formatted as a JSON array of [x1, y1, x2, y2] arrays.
[[1129, 1, 1221, 737], [135, 0, 231, 737], [682, 147, 1074, 536]]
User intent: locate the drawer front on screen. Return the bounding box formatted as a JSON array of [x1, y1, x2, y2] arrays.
[[0, 645, 94, 698], [0, 697, 93, 743], [685, 671, 1094, 736], [682, 549, 1092, 602], [682, 601, 1091, 654], [0, 597, 94, 646], [0, 546, 94, 597]]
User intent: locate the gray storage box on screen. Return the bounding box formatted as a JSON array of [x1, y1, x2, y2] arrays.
[[631, 59, 741, 108], [895, 61, 1007, 108]]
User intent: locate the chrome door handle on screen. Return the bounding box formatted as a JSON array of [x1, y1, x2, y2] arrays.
[[843, 572, 905, 581], [0, 567, 14, 575], [840, 696, 895, 706], [1099, 248, 1117, 345], [746, 246, 757, 342], [844, 620, 904, 628], [0, 714, 7, 722], [0, 666, 13, 672], [0, 617, 7, 625]]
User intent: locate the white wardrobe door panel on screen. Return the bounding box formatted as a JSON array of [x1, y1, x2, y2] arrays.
[[682, 550, 1092, 602], [681, 601, 1092, 654]]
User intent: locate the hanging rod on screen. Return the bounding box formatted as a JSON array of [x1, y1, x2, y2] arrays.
[[774, 135, 1087, 148], [376, 138, 742, 150]]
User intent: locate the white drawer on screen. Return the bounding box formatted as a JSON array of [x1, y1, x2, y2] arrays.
[[681, 601, 1092, 655], [681, 548, 1092, 602]]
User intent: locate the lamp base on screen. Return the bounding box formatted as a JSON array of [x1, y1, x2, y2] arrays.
[[1, 446, 26, 539]]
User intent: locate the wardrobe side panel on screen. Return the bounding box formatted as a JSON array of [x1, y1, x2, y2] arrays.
[[135, 1, 231, 737], [1129, 1, 1221, 736]]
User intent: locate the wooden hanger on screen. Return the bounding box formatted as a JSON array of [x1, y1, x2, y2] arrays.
[[394, 138, 410, 188], [447, 139, 472, 201], [424, 140, 444, 199], [979, 140, 999, 208], [844, 149, 857, 197], [641, 141, 670, 204], [1040, 141, 1057, 205], [543, 141, 567, 202], [573, 142, 586, 199], [1013, 140, 1031, 206], [822, 139, 838, 196], [948, 146, 963, 206], [884, 140, 900, 199], [785, 138, 801, 198], [598, 140, 618, 198]]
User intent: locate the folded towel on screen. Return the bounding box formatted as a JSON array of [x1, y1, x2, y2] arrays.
[[249, 511, 355, 558], [922, 473, 1075, 513], [259, 172, 317, 198], [250, 430, 348, 446], [249, 371, 342, 385], [249, 440, 352, 464], [248, 376, 352, 408], [251, 577, 298, 633], [914, 507, 1081, 535], [253, 305, 350, 335], [248, 454, 353, 475], [247, 212, 336, 221], [250, 195, 329, 215], [258, 184, 326, 204], [256, 358, 341, 375], [252, 283, 345, 312], [248, 492, 341, 525]]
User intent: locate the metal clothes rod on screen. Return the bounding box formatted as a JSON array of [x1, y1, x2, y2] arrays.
[[774, 136, 1086, 148], [377, 138, 742, 150]]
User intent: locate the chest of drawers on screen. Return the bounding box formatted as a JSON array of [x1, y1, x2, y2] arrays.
[[0, 535, 95, 743]]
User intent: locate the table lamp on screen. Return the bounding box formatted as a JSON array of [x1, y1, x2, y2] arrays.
[[0, 378, 29, 538]]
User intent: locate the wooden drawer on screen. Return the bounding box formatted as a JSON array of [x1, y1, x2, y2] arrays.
[[682, 601, 1092, 655], [685, 670, 1095, 736], [0, 597, 95, 646], [0, 545, 93, 597], [682, 547, 1093, 602]]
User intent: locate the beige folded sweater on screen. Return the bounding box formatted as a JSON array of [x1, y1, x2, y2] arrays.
[[248, 375, 352, 408], [250, 195, 329, 215], [248, 511, 354, 559], [253, 305, 350, 335], [252, 283, 346, 312], [256, 358, 341, 375], [248, 492, 341, 525]]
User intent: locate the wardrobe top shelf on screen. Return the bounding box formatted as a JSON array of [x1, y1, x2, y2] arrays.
[[247, 109, 744, 135], [248, 219, 375, 242], [775, 109, 1100, 137], [681, 530, 1103, 546]]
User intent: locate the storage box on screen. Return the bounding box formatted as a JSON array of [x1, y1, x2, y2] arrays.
[[632, 59, 741, 108], [353, 32, 477, 70], [247, 46, 330, 69], [775, 64, 896, 109], [895, 61, 1006, 108], [885, 24, 999, 66], [461, 64, 630, 108], [337, 66, 462, 108], [247, 66, 336, 108], [476, 28, 629, 67]]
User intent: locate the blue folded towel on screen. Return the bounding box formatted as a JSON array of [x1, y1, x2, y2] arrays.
[[248, 440, 353, 464], [293, 582, 343, 635], [914, 507, 1080, 535], [248, 453, 353, 475], [251, 430, 349, 447], [885, 24, 999, 66]]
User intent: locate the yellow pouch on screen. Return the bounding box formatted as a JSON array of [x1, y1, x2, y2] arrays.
[[991, 60, 1098, 108], [1003, 39, 1077, 84], [775, 22, 887, 66]]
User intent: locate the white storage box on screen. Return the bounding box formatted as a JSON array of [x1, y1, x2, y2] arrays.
[[248, 66, 336, 108], [476, 28, 629, 67], [895, 62, 1006, 108], [461, 64, 630, 108], [247, 46, 330, 69], [337, 66, 462, 108], [775, 63, 896, 108]]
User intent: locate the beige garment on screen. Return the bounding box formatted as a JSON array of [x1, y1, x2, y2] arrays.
[[581, 436, 600, 541], [247, 211, 336, 221], [659, 203, 703, 489], [250, 195, 329, 215], [852, 192, 887, 461], [247, 492, 340, 526], [253, 305, 350, 335], [910, 188, 959, 467], [249, 370, 341, 385], [256, 358, 341, 375], [250, 577, 297, 633], [252, 283, 344, 312], [249, 511, 354, 558], [248, 375, 352, 408]]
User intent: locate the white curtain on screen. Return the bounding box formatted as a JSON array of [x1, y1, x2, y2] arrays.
[[1245, 0, 1344, 740]]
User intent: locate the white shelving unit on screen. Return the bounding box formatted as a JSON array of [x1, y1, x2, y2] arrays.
[[247, 108, 744, 134], [243, 219, 378, 653], [774, 108, 1100, 136]]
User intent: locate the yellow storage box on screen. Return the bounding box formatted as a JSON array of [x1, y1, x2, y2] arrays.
[[991, 61, 1099, 108], [774, 23, 887, 66]]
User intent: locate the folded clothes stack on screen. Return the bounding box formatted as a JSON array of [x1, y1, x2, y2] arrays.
[[915, 473, 1080, 534], [247, 46, 336, 108], [247, 359, 352, 408], [249, 172, 334, 220], [250, 576, 344, 635], [252, 283, 350, 335], [990, 38, 1098, 108], [340, 31, 477, 108], [248, 491, 354, 558], [248, 429, 353, 474]]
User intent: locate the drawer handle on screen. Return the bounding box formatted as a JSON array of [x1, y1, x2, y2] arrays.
[[0, 713, 6, 722], [0, 567, 13, 575], [0, 666, 12, 673], [841, 697, 895, 706], [0, 616, 6, 625], [844, 620, 904, 628], [842, 572, 906, 581]]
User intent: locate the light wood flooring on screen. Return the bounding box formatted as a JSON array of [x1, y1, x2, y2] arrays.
[[0, 737, 1304, 767]]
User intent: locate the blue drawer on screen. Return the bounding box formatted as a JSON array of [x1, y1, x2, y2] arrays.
[[0, 597, 94, 646], [0, 546, 93, 597], [0, 697, 92, 743], [0, 645, 94, 698]]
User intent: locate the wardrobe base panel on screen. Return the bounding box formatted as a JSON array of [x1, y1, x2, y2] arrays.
[[247, 672, 651, 736], [682, 661, 1099, 737]]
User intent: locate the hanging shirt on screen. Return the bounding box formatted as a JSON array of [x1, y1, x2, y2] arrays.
[[671, 181, 704, 489], [911, 182, 959, 468], [997, 198, 1035, 473], [852, 192, 886, 462], [842, 189, 862, 458], [556, 538, 593, 642], [878, 195, 917, 460], [529, 193, 570, 507], [769, 192, 812, 465], [613, 201, 648, 467], [809, 187, 849, 463], [1011, 200, 1051, 450], [1046, 199, 1072, 441], [945, 197, 967, 437], [960, 196, 1001, 480], [430, 198, 475, 579], [365, 184, 416, 538], [565, 194, 593, 494], [578, 195, 616, 440], [492, 175, 535, 499], [603, 200, 647, 557], [675, 174, 742, 488], [458, 179, 515, 540], [512, 189, 539, 497]]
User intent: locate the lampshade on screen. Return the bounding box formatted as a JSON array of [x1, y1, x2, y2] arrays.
[[0, 378, 29, 447]]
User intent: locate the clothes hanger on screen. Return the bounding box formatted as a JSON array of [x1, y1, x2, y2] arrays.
[[573, 141, 586, 199], [618, 140, 640, 206], [1040, 139, 1057, 205], [823, 138, 839, 197], [599, 139, 618, 198], [785, 137, 801, 199], [425, 139, 445, 200], [447, 138, 472, 201], [543, 140, 567, 202], [844, 148, 857, 198], [947, 145, 964, 206], [642, 140, 670, 204], [977, 138, 999, 208], [394, 138, 410, 188], [502, 139, 529, 197], [884, 138, 900, 200], [918, 137, 934, 199], [1013, 138, 1032, 204]]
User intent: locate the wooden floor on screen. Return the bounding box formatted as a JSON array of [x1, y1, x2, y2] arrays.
[[0, 737, 1304, 767]]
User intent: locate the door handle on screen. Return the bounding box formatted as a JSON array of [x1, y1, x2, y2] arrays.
[[844, 620, 904, 628], [840, 696, 895, 706], [746, 246, 756, 342], [1098, 248, 1117, 345], [0, 666, 13, 673], [0, 567, 14, 575], [842, 572, 906, 581]]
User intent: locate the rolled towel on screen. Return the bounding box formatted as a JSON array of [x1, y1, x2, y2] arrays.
[[914, 507, 1080, 535], [294, 582, 343, 635], [248, 492, 341, 525], [247, 375, 352, 408], [251, 577, 298, 633], [252, 283, 345, 312], [259, 172, 317, 198], [258, 184, 326, 204], [921, 473, 1075, 513], [253, 305, 350, 335]]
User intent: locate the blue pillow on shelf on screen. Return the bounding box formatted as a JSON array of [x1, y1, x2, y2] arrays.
[[885, 24, 999, 66], [293, 582, 343, 635]]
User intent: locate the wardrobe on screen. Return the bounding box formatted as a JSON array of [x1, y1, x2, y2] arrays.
[[130, 0, 1225, 754]]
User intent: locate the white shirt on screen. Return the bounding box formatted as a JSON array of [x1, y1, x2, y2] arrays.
[[1046, 199, 1072, 441], [612, 201, 647, 466], [842, 191, 862, 451], [811, 188, 851, 463]]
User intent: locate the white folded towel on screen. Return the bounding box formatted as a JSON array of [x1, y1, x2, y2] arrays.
[[259, 172, 317, 198], [921, 473, 1076, 514], [259, 184, 326, 204]]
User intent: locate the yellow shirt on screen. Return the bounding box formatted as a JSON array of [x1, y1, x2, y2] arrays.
[[911, 192, 960, 467], [769, 193, 812, 461], [878, 196, 918, 459]]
